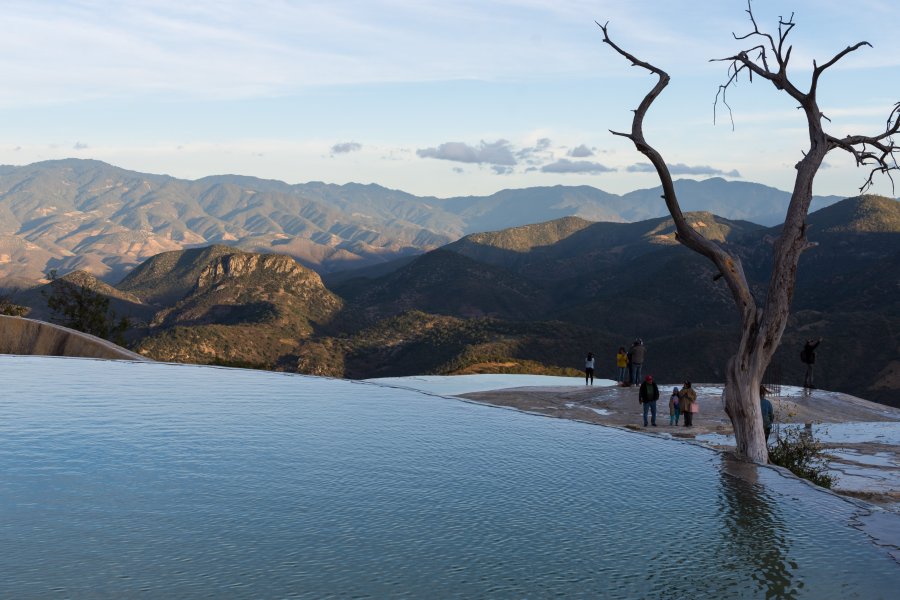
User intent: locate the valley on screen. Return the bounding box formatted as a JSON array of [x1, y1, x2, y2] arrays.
[[4, 183, 897, 408]]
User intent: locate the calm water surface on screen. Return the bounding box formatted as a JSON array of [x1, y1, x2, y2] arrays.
[[1, 356, 898, 598]]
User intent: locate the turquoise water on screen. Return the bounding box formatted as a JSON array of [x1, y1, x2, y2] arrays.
[[1, 356, 897, 598]]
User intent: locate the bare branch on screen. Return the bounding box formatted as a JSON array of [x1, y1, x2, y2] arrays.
[[713, 2, 805, 104], [608, 129, 634, 141], [599, 21, 756, 322], [713, 84, 736, 130], [826, 102, 900, 193], [776, 15, 796, 60], [811, 41, 872, 93]]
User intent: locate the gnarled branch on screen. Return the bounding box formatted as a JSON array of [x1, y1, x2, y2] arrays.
[[827, 102, 900, 193], [598, 21, 757, 324]]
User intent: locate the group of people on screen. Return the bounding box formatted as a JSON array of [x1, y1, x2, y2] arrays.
[[637, 376, 698, 427], [614, 339, 646, 387], [581, 337, 814, 436], [584, 339, 647, 386], [640, 379, 776, 440], [591, 337, 823, 391]]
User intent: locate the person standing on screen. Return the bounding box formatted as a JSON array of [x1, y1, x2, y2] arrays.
[[668, 386, 681, 426], [638, 375, 660, 427], [801, 338, 822, 389], [616, 346, 628, 384], [585, 352, 595, 386], [630, 339, 646, 387], [760, 385, 775, 443], [679, 382, 697, 427]]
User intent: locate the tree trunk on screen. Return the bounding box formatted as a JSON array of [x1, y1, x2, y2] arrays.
[[724, 353, 767, 463], [600, 11, 899, 463]]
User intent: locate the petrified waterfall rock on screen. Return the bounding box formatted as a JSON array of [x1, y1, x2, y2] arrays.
[[0, 315, 146, 361]]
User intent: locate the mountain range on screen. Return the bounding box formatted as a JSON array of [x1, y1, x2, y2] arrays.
[[6, 193, 898, 408], [0, 158, 848, 286]]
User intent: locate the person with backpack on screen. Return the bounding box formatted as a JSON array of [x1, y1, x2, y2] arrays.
[[638, 375, 660, 427], [801, 338, 822, 389], [585, 352, 595, 386]]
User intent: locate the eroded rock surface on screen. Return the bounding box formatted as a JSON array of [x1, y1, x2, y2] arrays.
[[0, 315, 146, 361]]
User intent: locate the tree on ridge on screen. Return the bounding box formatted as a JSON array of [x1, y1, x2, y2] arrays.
[[599, 2, 899, 463], [43, 270, 129, 345]]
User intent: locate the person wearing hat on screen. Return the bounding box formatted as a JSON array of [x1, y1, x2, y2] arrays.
[[638, 374, 660, 427], [760, 385, 775, 442]]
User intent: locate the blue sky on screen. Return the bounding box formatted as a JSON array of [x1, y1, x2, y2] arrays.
[[1, 0, 897, 198]]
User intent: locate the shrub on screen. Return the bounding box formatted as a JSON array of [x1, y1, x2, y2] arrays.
[[768, 426, 836, 489], [0, 294, 29, 317], [42, 273, 129, 344]]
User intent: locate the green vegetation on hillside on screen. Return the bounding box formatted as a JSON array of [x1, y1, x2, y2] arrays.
[[809, 195, 900, 233], [0, 294, 28, 316], [43, 271, 129, 343], [7, 194, 899, 407]]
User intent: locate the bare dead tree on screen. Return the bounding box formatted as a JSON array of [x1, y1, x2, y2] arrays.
[[599, 2, 899, 463]]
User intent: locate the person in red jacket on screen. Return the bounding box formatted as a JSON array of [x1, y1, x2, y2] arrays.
[[638, 374, 659, 427]]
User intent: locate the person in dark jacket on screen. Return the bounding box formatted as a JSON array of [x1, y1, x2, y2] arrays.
[[630, 339, 646, 386], [801, 338, 822, 389], [638, 375, 660, 427], [585, 352, 595, 386], [760, 385, 775, 442]]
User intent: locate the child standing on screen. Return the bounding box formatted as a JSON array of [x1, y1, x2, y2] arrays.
[[669, 387, 680, 426]]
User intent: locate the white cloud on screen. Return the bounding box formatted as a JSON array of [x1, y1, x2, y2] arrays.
[[515, 137, 555, 165], [18, 0, 895, 108], [417, 140, 516, 166], [0, 1, 894, 201], [568, 144, 594, 158], [331, 142, 362, 154]]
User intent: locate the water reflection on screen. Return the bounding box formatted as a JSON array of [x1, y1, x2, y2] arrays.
[[1, 356, 898, 598], [718, 457, 798, 599]]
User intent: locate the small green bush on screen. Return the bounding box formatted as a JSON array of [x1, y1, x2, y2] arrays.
[[0, 295, 29, 317], [768, 426, 836, 489]]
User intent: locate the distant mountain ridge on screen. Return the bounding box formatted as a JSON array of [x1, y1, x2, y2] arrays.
[[0, 158, 849, 285], [7, 194, 898, 406], [330, 195, 899, 406]]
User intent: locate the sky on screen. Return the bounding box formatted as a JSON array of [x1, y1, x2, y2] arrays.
[[1, 0, 898, 199]]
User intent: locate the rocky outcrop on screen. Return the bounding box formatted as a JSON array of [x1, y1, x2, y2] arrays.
[[0, 315, 147, 361], [132, 248, 344, 366], [197, 252, 322, 287]]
